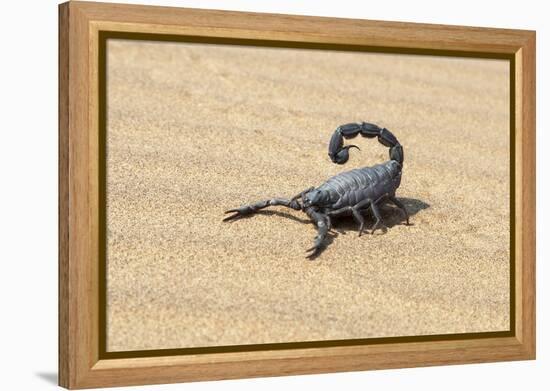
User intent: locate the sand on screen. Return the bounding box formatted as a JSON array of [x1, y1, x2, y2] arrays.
[[105, 39, 510, 352]]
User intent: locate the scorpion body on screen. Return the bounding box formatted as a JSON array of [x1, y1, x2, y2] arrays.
[[224, 122, 409, 257], [313, 162, 402, 212]]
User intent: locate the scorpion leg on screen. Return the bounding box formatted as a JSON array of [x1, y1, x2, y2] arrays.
[[327, 198, 372, 236], [352, 199, 372, 236], [325, 215, 333, 231], [327, 206, 352, 218], [327, 206, 354, 232], [388, 195, 410, 225], [304, 208, 329, 257], [223, 197, 301, 221], [370, 201, 387, 235], [352, 208, 366, 237]]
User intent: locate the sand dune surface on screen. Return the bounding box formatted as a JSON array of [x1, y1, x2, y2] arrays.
[[106, 40, 510, 351]]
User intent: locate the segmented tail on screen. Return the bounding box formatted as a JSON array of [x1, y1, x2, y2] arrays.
[[328, 122, 403, 166]]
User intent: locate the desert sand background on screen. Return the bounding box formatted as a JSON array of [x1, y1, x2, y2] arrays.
[[106, 39, 510, 352]]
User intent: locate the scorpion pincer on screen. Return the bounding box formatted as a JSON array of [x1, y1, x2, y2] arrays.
[[223, 122, 410, 258]]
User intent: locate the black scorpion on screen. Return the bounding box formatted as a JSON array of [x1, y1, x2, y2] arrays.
[[223, 122, 409, 257]]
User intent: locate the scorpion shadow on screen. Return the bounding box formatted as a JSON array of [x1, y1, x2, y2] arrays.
[[251, 197, 430, 259]]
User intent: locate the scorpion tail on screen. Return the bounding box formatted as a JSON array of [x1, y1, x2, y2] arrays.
[[328, 122, 403, 166]]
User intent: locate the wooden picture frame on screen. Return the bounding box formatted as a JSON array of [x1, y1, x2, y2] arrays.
[[59, 1, 536, 389]]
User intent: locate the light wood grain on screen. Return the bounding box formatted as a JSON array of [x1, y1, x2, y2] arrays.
[[517, 36, 536, 353], [58, 1, 536, 388], [58, 3, 70, 387], [60, 1, 100, 388]]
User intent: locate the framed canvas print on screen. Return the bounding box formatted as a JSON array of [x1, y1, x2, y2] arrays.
[[58, 1, 536, 389]]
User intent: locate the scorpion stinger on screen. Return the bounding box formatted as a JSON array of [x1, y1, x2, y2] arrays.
[[224, 122, 410, 259], [328, 122, 404, 166]]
